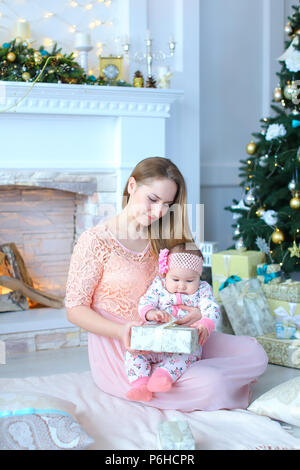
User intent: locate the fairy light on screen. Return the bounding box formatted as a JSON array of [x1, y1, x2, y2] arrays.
[[43, 37, 54, 47], [68, 24, 77, 33], [70, 1, 78, 7], [44, 12, 54, 19], [85, 3, 94, 10]]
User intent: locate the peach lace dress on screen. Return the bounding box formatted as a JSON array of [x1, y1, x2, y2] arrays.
[[65, 223, 268, 412]]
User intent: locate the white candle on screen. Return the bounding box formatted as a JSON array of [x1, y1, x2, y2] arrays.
[[75, 32, 91, 48], [146, 29, 151, 40], [14, 19, 30, 40], [169, 34, 174, 43]]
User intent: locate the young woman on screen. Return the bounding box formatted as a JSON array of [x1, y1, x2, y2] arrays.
[[65, 156, 268, 411]]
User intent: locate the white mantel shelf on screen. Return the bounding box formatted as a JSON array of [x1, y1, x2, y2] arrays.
[[0, 81, 184, 118]]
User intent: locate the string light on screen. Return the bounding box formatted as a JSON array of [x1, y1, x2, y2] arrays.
[[0, 0, 121, 75]]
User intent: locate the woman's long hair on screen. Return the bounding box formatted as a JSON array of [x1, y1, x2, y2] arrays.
[[122, 157, 195, 258]]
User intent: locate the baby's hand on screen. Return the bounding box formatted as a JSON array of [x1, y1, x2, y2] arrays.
[[145, 309, 172, 323], [197, 324, 209, 347]]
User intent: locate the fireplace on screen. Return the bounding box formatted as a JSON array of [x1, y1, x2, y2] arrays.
[[0, 82, 183, 354]]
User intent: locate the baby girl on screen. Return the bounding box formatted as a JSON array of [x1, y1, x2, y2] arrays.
[[125, 243, 221, 402]]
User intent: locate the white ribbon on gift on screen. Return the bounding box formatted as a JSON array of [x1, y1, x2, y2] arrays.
[[274, 303, 300, 329], [152, 318, 178, 352]]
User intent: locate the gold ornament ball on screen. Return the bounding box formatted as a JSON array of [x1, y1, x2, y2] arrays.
[[56, 53, 64, 59], [21, 72, 31, 81], [290, 192, 300, 210], [7, 52, 16, 62], [273, 87, 282, 102], [256, 207, 265, 217], [271, 228, 285, 244], [246, 141, 257, 155], [34, 56, 43, 64], [284, 23, 293, 35]]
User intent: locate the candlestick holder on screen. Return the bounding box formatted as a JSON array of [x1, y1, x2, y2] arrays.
[[122, 34, 176, 83], [75, 45, 93, 75]]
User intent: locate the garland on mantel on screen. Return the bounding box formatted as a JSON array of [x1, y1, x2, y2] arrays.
[[0, 38, 131, 87]]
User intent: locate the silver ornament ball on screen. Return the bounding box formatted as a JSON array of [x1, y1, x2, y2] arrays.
[[235, 238, 246, 252]]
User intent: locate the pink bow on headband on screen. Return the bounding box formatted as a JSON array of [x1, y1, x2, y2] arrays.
[[158, 248, 170, 274]]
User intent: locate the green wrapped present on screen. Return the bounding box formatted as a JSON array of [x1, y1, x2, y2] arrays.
[[256, 333, 300, 369], [130, 319, 199, 354], [256, 263, 281, 285], [211, 250, 265, 301], [262, 279, 300, 303], [157, 421, 195, 450], [219, 278, 275, 337]]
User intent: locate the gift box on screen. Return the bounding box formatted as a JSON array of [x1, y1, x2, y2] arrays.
[[275, 322, 297, 339], [219, 278, 275, 337], [262, 279, 300, 303], [257, 263, 281, 285], [267, 297, 300, 322], [211, 250, 265, 301], [130, 320, 199, 354], [256, 333, 300, 369], [157, 420, 195, 450]]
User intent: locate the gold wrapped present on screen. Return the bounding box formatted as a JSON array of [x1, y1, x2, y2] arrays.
[[130, 319, 199, 354], [219, 278, 275, 337], [256, 263, 281, 285], [262, 279, 300, 303], [211, 250, 265, 301], [256, 333, 300, 369], [266, 297, 300, 326]]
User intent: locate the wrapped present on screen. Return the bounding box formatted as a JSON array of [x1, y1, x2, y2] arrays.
[[275, 322, 297, 339], [219, 278, 275, 337], [130, 319, 199, 354], [256, 333, 300, 369], [157, 420, 195, 450], [262, 279, 300, 303], [267, 298, 300, 326], [211, 249, 265, 301], [256, 263, 281, 285]]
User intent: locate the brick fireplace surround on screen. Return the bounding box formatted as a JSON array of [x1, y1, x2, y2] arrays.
[[0, 82, 183, 357]]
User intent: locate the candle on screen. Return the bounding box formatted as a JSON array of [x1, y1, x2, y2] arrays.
[[75, 32, 91, 48], [14, 19, 30, 40], [146, 29, 151, 40]]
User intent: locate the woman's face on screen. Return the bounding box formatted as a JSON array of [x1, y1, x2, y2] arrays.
[[127, 177, 178, 227]]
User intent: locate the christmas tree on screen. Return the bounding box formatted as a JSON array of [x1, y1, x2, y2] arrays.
[[225, 3, 300, 276]]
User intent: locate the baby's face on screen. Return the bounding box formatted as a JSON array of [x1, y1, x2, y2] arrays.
[[165, 267, 200, 295]]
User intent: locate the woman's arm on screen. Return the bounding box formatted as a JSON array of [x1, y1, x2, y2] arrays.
[[66, 305, 124, 340], [66, 305, 143, 348]]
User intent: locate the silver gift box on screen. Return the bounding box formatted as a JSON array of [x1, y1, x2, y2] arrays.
[[130, 322, 199, 354], [219, 278, 275, 337], [157, 420, 195, 450]]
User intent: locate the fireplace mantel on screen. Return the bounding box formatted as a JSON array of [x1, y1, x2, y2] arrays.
[[0, 81, 183, 118]]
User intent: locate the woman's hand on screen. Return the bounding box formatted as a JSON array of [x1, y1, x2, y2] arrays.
[[121, 320, 151, 355], [174, 305, 202, 326], [197, 324, 209, 346], [145, 309, 172, 323], [121, 320, 143, 351]]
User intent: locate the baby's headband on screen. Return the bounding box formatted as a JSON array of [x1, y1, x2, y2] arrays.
[[158, 248, 203, 276]]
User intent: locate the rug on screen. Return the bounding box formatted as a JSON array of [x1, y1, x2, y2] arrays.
[[1, 371, 300, 450]]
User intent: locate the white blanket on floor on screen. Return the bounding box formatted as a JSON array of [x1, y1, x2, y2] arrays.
[[1, 371, 300, 450]]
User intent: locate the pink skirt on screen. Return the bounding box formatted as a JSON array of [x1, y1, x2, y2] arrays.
[[88, 309, 268, 412]]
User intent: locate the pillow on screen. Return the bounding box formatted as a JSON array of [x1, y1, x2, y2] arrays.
[[0, 391, 94, 450], [248, 377, 300, 427]]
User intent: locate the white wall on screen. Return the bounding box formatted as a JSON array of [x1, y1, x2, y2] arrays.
[[200, 0, 292, 250]]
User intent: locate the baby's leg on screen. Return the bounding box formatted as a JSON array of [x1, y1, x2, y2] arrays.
[[125, 350, 153, 401], [147, 349, 202, 393]]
